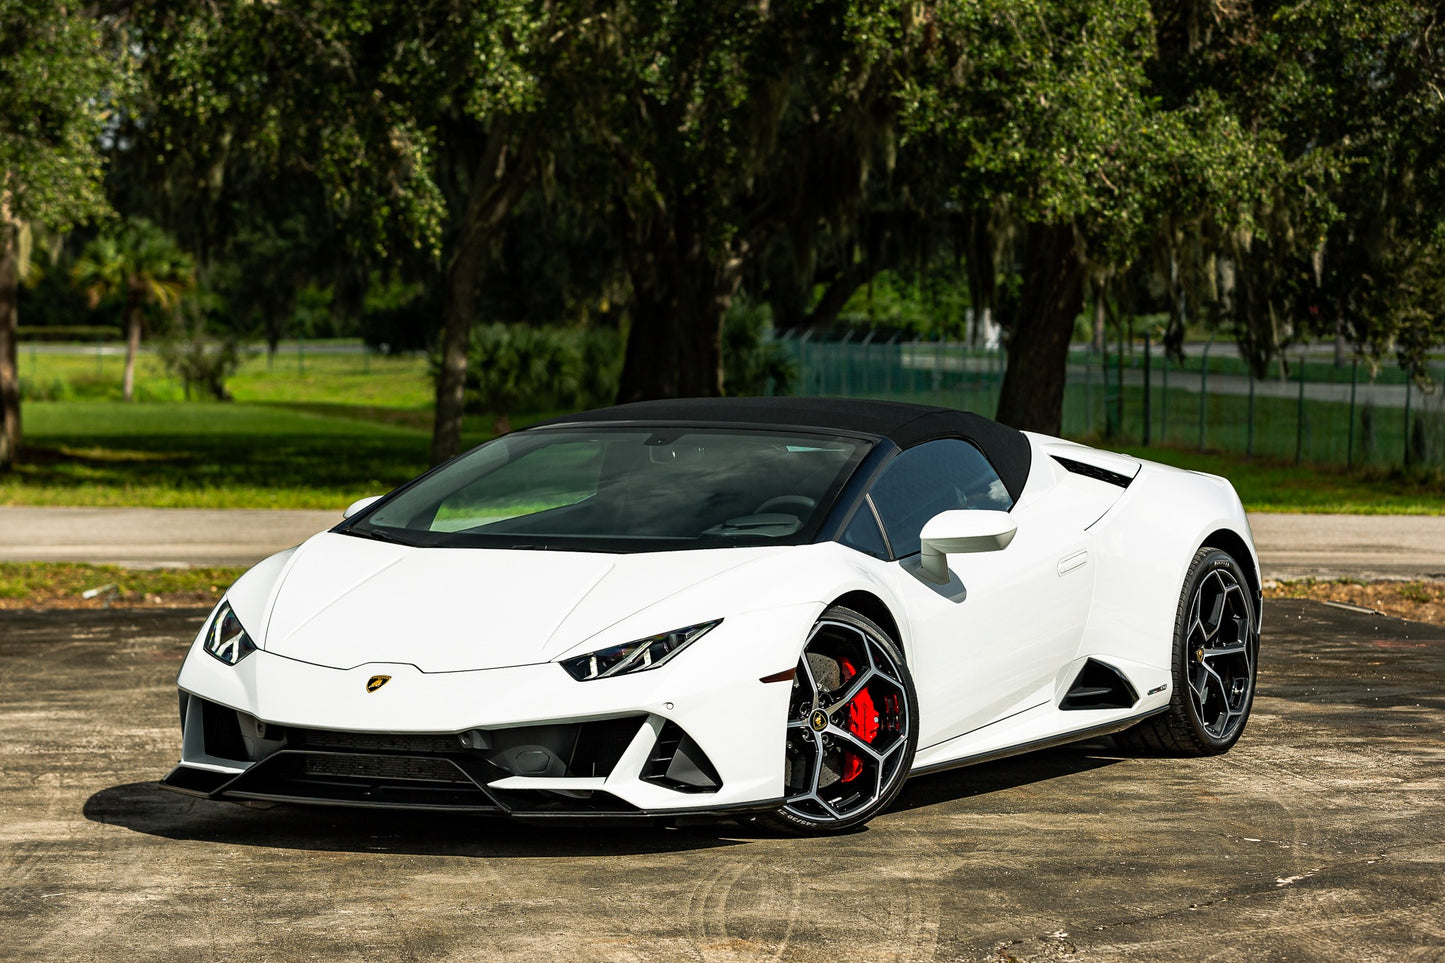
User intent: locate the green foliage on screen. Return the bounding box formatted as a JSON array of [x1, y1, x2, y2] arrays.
[[833, 269, 973, 338], [722, 299, 795, 397], [155, 313, 247, 401], [900, 1, 1271, 264], [0, 0, 120, 229], [71, 218, 194, 318], [1140, 0, 1445, 377], [461, 323, 622, 428]]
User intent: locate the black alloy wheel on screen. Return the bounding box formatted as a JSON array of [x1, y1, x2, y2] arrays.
[[1117, 547, 1260, 755], [761, 605, 918, 835]]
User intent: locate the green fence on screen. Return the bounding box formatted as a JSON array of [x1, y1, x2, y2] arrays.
[[778, 334, 1445, 470]]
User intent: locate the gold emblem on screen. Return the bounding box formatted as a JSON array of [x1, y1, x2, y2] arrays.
[[366, 675, 391, 693], [810, 709, 829, 732]]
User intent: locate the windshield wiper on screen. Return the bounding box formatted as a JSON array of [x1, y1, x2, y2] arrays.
[[345, 526, 418, 547]]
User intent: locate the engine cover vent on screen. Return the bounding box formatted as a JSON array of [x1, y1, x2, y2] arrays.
[[1053, 455, 1134, 489]]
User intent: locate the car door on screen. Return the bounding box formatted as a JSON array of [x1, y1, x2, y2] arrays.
[[844, 439, 1094, 752]]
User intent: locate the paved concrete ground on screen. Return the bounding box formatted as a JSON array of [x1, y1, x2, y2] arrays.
[[4, 506, 1445, 579], [0, 507, 341, 568], [1246, 513, 1445, 580], [2, 599, 1442, 961]]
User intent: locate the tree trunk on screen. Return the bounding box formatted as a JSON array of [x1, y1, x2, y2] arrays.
[[995, 222, 1086, 434], [616, 198, 739, 402], [806, 264, 870, 330], [428, 126, 538, 466], [964, 210, 998, 349], [617, 273, 727, 401], [430, 236, 484, 466], [121, 301, 142, 402], [0, 212, 20, 472]]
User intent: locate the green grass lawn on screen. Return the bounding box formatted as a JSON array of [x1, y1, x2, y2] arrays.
[[0, 561, 244, 606], [1115, 445, 1445, 515], [3, 398, 1439, 513], [19, 344, 435, 410], [1, 402, 433, 508], [4, 343, 1441, 513]]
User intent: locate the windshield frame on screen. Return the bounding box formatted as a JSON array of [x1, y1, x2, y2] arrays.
[[336, 423, 880, 554]]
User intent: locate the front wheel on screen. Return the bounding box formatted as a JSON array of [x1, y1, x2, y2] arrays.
[[760, 605, 918, 835], [1117, 547, 1260, 755]]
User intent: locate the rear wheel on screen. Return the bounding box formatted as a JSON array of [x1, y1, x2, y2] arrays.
[[1117, 547, 1259, 755], [761, 605, 918, 835]]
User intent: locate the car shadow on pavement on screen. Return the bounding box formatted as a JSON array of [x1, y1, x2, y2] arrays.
[[889, 740, 1125, 814], [84, 743, 1124, 855]]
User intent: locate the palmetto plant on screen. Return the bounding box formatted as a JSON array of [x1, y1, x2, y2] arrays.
[[72, 219, 195, 401]]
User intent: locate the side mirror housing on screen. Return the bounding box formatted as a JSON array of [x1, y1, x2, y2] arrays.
[[343, 495, 384, 519], [918, 509, 1017, 584]]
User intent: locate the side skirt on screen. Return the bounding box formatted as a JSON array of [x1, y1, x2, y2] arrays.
[[908, 707, 1168, 778]]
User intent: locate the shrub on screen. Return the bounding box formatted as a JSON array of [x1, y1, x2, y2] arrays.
[[155, 315, 247, 401], [723, 298, 795, 397], [460, 323, 623, 432]]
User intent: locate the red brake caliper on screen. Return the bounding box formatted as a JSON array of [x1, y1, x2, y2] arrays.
[[838, 658, 878, 782]]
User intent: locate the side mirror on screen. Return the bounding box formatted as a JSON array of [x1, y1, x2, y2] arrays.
[[343, 495, 383, 519], [918, 509, 1017, 584]]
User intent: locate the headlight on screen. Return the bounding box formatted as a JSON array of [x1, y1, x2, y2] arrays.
[[560, 620, 721, 681], [203, 601, 257, 666]]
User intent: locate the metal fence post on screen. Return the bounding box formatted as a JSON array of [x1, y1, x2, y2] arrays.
[[1347, 357, 1358, 467], [860, 330, 875, 396], [1198, 340, 1211, 451], [1102, 333, 1115, 438], [1247, 373, 1256, 457], [1295, 352, 1307, 465], [1142, 330, 1152, 445], [1404, 375, 1413, 468], [933, 336, 943, 401], [1116, 322, 1126, 437], [1161, 354, 1169, 441]]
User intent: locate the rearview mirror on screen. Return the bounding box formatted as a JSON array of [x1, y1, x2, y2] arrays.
[[343, 495, 383, 519], [918, 509, 1017, 584]]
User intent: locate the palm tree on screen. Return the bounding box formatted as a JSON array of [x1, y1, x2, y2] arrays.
[[72, 219, 194, 402]]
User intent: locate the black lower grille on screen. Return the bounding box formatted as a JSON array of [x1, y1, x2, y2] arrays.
[[194, 716, 650, 813], [302, 753, 464, 784], [225, 751, 497, 811], [293, 730, 460, 755]]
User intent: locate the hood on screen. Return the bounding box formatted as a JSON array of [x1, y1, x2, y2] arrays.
[[250, 532, 781, 672]]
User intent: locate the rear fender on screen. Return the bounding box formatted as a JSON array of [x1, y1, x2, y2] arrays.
[[1080, 463, 1257, 672]]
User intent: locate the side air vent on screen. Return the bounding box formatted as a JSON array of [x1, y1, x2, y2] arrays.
[[1053, 455, 1133, 489], [1061, 659, 1139, 711]]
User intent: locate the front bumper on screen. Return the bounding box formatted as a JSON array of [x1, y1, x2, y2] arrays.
[[162, 605, 816, 817]]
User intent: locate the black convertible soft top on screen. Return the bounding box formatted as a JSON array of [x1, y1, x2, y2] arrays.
[[533, 397, 1034, 503]]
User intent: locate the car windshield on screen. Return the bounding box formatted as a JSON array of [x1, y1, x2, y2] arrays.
[[345, 426, 870, 552]]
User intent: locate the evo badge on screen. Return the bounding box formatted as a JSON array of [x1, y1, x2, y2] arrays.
[[366, 675, 391, 693]]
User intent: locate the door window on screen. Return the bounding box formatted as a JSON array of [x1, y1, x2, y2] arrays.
[[868, 439, 1013, 558]]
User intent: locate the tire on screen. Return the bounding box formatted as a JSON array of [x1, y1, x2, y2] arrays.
[[1116, 547, 1260, 756], [759, 605, 918, 835]]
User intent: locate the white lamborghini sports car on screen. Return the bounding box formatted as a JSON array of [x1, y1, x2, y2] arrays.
[[163, 398, 1261, 834]]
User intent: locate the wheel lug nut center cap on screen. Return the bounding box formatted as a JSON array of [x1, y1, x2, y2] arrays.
[[810, 709, 828, 732]]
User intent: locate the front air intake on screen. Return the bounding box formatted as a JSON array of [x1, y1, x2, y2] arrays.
[[642, 721, 722, 793]]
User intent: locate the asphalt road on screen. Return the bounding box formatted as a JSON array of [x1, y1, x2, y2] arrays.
[[3, 506, 1444, 579], [2, 599, 1443, 962]]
